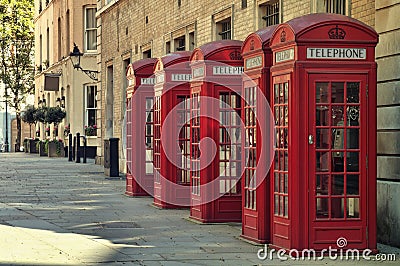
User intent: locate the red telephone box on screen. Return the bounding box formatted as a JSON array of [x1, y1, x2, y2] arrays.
[[153, 51, 192, 208], [125, 58, 157, 197], [189, 40, 243, 222], [269, 13, 378, 251], [240, 25, 277, 242]]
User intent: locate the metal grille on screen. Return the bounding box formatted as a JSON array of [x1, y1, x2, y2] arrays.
[[218, 20, 231, 40], [326, 0, 346, 15], [262, 1, 279, 27]]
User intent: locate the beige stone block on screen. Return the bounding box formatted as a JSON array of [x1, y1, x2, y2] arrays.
[[378, 132, 400, 155], [376, 30, 400, 58], [377, 55, 400, 82], [377, 81, 400, 106], [377, 157, 400, 180], [375, 4, 400, 33], [377, 106, 400, 130], [376, 0, 400, 10]]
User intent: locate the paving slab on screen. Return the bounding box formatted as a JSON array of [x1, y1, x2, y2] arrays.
[[0, 153, 399, 265]]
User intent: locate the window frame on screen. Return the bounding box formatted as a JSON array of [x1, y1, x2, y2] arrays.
[[84, 6, 97, 52], [85, 84, 97, 135]]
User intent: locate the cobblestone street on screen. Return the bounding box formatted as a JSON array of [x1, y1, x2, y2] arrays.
[[0, 153, 399, 265]]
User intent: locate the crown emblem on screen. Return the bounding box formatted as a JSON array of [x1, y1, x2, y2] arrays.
[[250, 39, 255, 50], [280, 30, 286, 42], [328, 25, 346, 39], [229, 50, 242, 60]]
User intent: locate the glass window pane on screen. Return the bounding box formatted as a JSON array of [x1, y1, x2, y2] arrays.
[[347, 198, 359, 218], [347, 174, 359, 195], [316, 106, 329, 126], [284, 82, 288, 103], [331, 106, 344, 126], [347, 128, 359, 149], [316, 174, 329, 195], [274, 195, 279, 214], [274, 173, 279, 192], [316, 198, 329, 219], [316, 128, 330, 149], [332, 175, 344, 195], [331, 198, 344, 218], [347, 106, 360, 126], [347, 82, 360, 103], [332, 152, 344, 172], [331, 82, 344, 103], [284, 196, 288, 217], [316, 82, 329, 103], [316, 151, 329, 172], [347, 152, 359, 172]]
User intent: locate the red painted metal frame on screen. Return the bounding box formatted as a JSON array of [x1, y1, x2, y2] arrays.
[[189, 40, 244, 222], [240, 25, 277, 243], [125, 58, 157, 197], [153, 51, 192, 209], [269, 13, 378, 251]]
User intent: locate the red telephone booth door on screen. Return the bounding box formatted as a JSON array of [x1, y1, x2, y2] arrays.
[[308, 73, 368, 249]]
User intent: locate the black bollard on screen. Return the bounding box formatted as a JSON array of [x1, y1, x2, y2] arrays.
[[72, 136, 76, 161], [68, 133, 73, 161], [82, 136, 87, 164], [75, 132, 81, 163]]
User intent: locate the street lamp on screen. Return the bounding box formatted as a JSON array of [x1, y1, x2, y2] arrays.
[[69, 43, 98, 81]]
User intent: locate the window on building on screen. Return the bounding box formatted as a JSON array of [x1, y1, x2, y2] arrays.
[[174, 36, 185, 51], [143, 49, 151, 58], [165, 41, 171, 54], [122, 58, 130, 115], [46, 27, 50, 66], [85, 85, 97, 135], [216, 18, 231, 40], [326, 0, 346, 15], [39, 34, 43, 69], [189, 32, 195, 50], [84, 7, 97, 52], [66, 10, 70, 57], [242, 0, 247, 9], [58, 17, 62, 60], [260, 0, 279, 27]]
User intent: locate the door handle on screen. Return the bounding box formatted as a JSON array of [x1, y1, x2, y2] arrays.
[[308, 134, 314, 145]]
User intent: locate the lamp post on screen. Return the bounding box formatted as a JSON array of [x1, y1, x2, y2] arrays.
[[69, 43, 98, 81], [4, 88, 8, 152]]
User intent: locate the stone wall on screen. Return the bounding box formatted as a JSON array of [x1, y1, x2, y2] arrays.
[[375, 0, 400, 248]]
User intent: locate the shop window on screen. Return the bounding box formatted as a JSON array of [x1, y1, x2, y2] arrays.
[[84, 7, 97, 52], [85, 85, 97, 136], [174, 36, 185, 51], [216, 18, 231, 40], [260, 0, 279, 27]]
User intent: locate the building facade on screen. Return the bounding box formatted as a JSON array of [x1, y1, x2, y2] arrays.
[[34, 0, 98, 148], [94, 0, 398, 246]]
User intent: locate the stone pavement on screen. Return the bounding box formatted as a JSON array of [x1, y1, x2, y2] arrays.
[[0, 153, 399, 266]]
